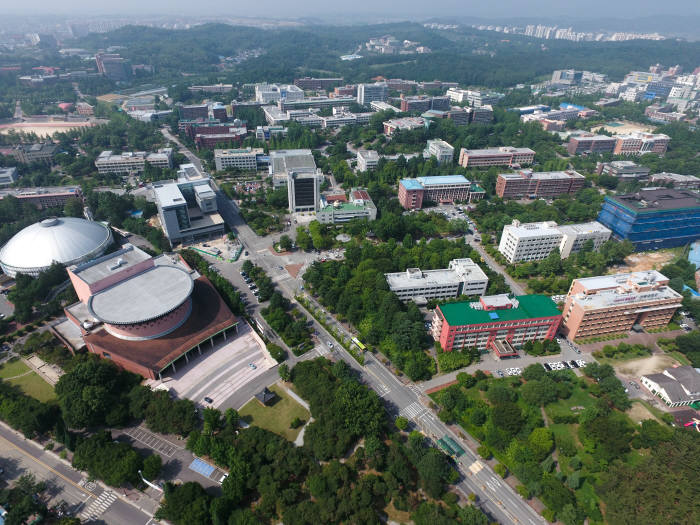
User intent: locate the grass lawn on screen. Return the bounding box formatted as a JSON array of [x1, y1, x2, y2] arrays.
[[544, 388, 596, 420], [668, 351, 691, 366], [7, 372, 56, 402], [239, 383, 310, 442], [594, 352, 652, 366], [0, 358, 31, 379]]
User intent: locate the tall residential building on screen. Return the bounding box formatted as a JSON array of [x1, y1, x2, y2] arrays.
[[498, 220, 611, 263], [495, 169, 585, 199], [357, 82, 388, 105], [385, 258, 488, 302], [458, 147, 535, 168], [95, 149, 173, 175], [214, 148, 264, 171], [561, 271, 683, 340], [153, 176, 224, 246], [424, 139, 455, 164], [357, 150, 380, 171], [317, 188, 377, 224], [287, 171, 321, 213], [597, 188, 700, 250], [431, 294, 562, 356]]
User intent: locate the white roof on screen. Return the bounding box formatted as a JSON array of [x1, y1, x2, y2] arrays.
[[154, 184, 186, 208], [0, 218, 112, 276]]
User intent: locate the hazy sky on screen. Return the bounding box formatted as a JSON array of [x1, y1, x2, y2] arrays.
[[6, 0, 700, 19]]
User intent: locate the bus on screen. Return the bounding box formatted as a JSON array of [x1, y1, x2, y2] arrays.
[[351, 337, 366, 351], [438, 435, 465, 458]]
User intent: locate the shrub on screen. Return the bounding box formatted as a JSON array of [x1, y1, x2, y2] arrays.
[[494, 463, 507, 478], [477, 445, 492, 459], [395, 416, 409, 431], [290, 417, 305, 429]]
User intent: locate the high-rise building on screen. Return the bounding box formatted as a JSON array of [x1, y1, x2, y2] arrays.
[[561, 271, 682, 340], [287, 171, 321, 213], [269, 149, 319, 188], [385, 258, 488, 302], [431, 294, 562, 356], [597, 188, 700, 250], [357, 82, 388, 105], [495, 169, 585, 199]]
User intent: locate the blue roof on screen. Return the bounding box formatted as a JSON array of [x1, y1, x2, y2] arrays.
[[189, 458, 215, 477], [416, 175, 470, 186], [400, 179, 425, 191], [488, 312, 500, 320]]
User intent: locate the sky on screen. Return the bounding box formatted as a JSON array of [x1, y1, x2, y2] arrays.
[[5, 0, 700, 19]]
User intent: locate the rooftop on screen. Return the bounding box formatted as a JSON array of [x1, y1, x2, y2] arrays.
[[439, 295, 561, 326], [70, 244, 150, 285], [557, 221, 611, 236], [270, 149, 316, 175], [154, 183, 188, 208], [416, 175, 470, 186], [504, 220, 562, 238], [462, 146, 535, 155], [386, 258, 487, 289], [499, 169, 584, 181], [571, 271, 683, 310], [400, 179, 425, 191], [606, 188, 700, 213]]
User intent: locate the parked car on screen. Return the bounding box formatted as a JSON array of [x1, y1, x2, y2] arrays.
[[204, 396, 213, 404]]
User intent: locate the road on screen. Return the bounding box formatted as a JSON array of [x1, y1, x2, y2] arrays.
[[473, 243, 526, 295], [172, 136, 545, 524], [0, 423, 156, 524], [161, 127, 205, 173]]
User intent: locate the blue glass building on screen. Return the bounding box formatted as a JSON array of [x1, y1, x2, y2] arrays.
[[598, 188, 700, 250]]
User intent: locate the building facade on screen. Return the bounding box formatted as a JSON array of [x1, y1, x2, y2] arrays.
[[597, 188, 700, 250], [425, 139, 454, 164], [432, 295, 562, 355], [95, 148, 173, 175], [496, 169, 585, 199], [561, 271, 683, 340], [214, 148, 264, 171], [385, 258, 488, 302], [398, 175, 483, 209], [649, 172, 700, 190], [566, 135, 617, 155], [458, 147, 535, 168], [357, 149, 380, 171], [317, 188, 377, 224], [357, 82, 388, 105], [0, 167, 18, 186], [287, 171, 321, 213], [597, 161, 650, 180]]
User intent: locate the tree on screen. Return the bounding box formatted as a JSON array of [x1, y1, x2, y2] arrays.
[[142, 454, 162, 481], [72, 431, 143, 487], [156, 482, 212, 525], [278, 363, 291, 381], [395, 416, 409, 431], [416, 449, 451, 498], [528, 427, 554, 460], [63, 197, 83, 218], [295, 227, 312, 251], [279, 234, 293, 251]]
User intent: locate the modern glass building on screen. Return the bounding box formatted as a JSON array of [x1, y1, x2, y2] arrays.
[[597, 188, 700, 250]]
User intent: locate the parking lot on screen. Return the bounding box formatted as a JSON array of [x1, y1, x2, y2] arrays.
[[148, 323, 275, 409]]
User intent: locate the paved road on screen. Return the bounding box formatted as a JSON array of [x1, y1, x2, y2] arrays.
[[168, 136, 546, 524], [161, 127, 205, 173], [0, 423, 156, 524], [472, 243, 526, 296]]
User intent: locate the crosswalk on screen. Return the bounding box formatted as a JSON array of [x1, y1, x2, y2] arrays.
[[401, 402, 425, 419], [79, 490, 116, 522], [376, 383, 390, 397]]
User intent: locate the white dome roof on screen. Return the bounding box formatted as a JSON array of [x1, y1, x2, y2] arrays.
[[0, 217, 113, 277]]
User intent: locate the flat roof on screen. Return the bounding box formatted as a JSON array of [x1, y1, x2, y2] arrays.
[[400, 179, 425, 191], [462, 147, 535, 155], [557, 221, 611, 236], [439, 295, 561, 326], [417, 175, 469, 186], [499, 170, 584, 181], [154, 184, 187, 208], [504, 221, 562, 238], [386, 259, 487, 289], [606, 188, 700, 213], [270, 149, 316, 174], [575, 270, 668, 291], [71, 244, 150, 285]]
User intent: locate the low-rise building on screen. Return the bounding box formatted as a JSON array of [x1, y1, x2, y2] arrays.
[[154, 176, 224, 246], [385, 258, 488, 302], [566, 135, 617, 155], [445, 88, 504, 107], [613, 132, 670, 155], [10, 143, 57, 164], [0, 167, 18, 186], [369, 101, 398, 113], [255, 83, 304, 104], [641, 367, 700, 407], [458, 146, 535, 168], [294, 77, 344, 90], [95, 148, 173, 175], [597, 188, 700, 250], [214, 148, 264, 171], [0, 186, 82, 209], [357, 149, 379, 171], [649, 172, 700, 190], [383, 117, 426, 135], [432, 294, 562, 356], [498, 220, 612, 263], [194, 129, 247, 149], [496, 169, 585, 199], [596, 160, 651, 180], [317, 188, 377, 224], [398, 175, 483, 209], [561, 271, 683, 340], [255, 125, 288, 140], [424, 139, 454, 164]]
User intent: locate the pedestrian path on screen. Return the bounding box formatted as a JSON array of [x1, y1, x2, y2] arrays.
[[79, 490, 116, 522]]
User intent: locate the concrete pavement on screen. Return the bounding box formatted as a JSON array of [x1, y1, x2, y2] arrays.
[[472, 243, 526, 295]]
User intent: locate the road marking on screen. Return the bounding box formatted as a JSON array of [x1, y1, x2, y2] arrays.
[[124, 427, 178, 457], [0, 435, 95, 499], [400, 402, 425, 420], [80, 490, 117, 521], [376, 384, 390, 397], [469, 461, 484, 474]]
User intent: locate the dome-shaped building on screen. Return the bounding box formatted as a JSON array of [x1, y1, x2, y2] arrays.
[[0, 217, 113, 278]]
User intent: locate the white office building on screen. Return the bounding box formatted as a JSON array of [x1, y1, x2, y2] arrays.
[[357, 82, 388, 106], [95, 148, 173, 175], [357, 150, 380, 171], [287, 171, 322, 213], [369, 101, 398, 112], [498, 220, 611, 263], [446, 88, 504, 107], [424, 139, 455, 164], [255, 83, 304, 104], [0, 167, 18, 186], [384, 258, 489, 302], [269, 149, 319, 188], [214, 148, 263, 171]]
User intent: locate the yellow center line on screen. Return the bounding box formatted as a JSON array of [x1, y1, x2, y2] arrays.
[[0, 435, 95, 499]]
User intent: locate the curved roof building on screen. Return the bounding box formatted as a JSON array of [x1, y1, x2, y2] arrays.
[[64, 244, 238, 378], [0, 217, 112, 278]]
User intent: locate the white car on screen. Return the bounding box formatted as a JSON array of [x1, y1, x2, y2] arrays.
[[326, 341, 334, 348], [575, 360, 586, 367]]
